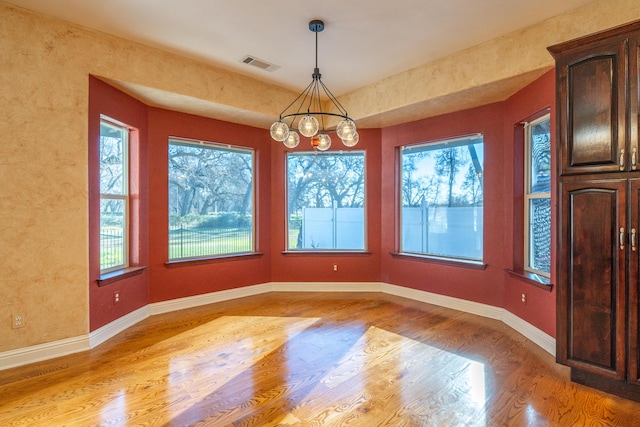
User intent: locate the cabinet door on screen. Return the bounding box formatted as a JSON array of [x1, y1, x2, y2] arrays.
[[630, 179, 640, 385], [557, 40, 627, 175], [558, 179, 626, 380], [631, 37, 640, 176]]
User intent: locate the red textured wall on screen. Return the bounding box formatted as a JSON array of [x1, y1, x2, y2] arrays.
[[89, 76, 149, 331], [269, 128, 383, 283], [380, 102, 507, 308], [502, 70, 556, 337], [89, 72, 557, 337], [147, 108, 272, 302]]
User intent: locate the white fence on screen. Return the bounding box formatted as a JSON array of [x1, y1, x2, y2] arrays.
[[402, 205, 483, 260], [300, 206, 365, 250], [298, 204, 482, 259]]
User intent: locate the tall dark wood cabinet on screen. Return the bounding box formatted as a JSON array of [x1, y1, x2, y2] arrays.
[[549, 21, 640, 401]]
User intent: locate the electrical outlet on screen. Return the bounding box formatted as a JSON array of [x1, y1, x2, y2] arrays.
[[114, 291, 120, 305], [12, 314, 25, 329], [521, 292, 527, 304], [333, 264, 338, 271]]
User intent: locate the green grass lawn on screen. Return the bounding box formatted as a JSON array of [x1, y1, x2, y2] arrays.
[[100, 225, 309, 267], [168, 227, 252, 259]]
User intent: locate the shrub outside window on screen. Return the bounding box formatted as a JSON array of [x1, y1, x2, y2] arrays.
[[287, 151, 366, 251], [400, 135, 484, 261], [524, 115, 551, 276], [168, 139, 255, 260], [99, 119, 129, 272]]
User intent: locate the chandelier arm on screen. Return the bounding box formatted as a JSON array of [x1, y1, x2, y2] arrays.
[[303, 79, 319, 114], [280, 112, 350, 122], [278, 80, 315, 119], [318, 78, 349, 117], [312, 80, 326, 130]]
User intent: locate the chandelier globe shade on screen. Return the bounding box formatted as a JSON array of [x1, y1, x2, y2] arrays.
[[283, 131, 300, 148], [316, 133, 332, 151], [336, 119, 356, 140], [270, 121, 289, 142], [298, 115, 319, 138], [341, 130, 359, 147]]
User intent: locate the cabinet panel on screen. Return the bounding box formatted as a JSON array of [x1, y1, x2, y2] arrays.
[[558, 41, 627, 175], [569, 57, 616, 165], [559, 180, 626, 379]]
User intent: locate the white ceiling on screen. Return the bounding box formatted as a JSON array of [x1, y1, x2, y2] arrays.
[[5, 0, 597, 96]]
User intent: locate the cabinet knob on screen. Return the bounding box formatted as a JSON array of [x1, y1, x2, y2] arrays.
[[620, 149, 625, 171], [632, 228, 637, 252], [620, 227, 625, 250], [633, 148, 637, 171]]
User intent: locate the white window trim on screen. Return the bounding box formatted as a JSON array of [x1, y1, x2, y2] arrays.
[[167, 137, 256, 260], [99, 118, 130, 273], [399, 134, 484, 262], [524, 113, 551, 278], [285, 150, 367, 252]]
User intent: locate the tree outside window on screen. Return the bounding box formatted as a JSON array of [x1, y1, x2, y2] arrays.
[[99, 119, 129, 272], [168, 139, 255, 259], [400, 135, 484, 261], [287, 152, 366, 250]]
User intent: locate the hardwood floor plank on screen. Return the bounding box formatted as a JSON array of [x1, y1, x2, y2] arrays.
[[2, 292, 640, 426]]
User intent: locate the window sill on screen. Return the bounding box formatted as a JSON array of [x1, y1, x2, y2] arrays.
[[505, 269, 553, 291], [390, 252, 487, 270], [281, 250, 371, 256], [165, 252, 263, 268], [98, 266, 147, 287]]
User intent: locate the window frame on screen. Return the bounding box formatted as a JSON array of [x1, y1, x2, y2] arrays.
[[99, 117, 130, 274], [167, 137, 256, 261], [523, 113, 551, 278], [398, 134, 484, 264], [285, 150, 367, 253]]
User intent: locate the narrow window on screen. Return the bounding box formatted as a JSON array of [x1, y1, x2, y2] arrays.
[[168, 139, 255, 259], [524, 114, 551, 276], [99, 119, 129, 272], [287, 151, 366, 251], [400, 135, 484, 261]]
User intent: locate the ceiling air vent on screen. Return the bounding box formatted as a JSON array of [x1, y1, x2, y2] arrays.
[[241, 55, 280, 72]]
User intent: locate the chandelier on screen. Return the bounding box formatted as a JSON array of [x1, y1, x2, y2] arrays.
[[270, 20, 358, 151]]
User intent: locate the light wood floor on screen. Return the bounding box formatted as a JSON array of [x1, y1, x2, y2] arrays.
[[2, 292, 640, 426]]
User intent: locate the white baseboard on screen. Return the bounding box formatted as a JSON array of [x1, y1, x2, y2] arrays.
[[149, 283, 271, 315], [0, 281, 555, 371], [381, 283, 555, 356], [0, 335, 89, 371], [501, 310, 556, 356], [271, 281, 382, 293], [381, 283, 504, 320], [89, 306, 150, 349]]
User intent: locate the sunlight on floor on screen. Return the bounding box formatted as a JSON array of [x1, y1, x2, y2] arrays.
[[166, 315, 320, 424], [80, 314, 494, 425]]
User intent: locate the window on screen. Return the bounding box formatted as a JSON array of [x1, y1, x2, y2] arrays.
[[168, 139, 255, 260], [400, 135, 484, 261], [99, 119, 129, 272], [524, 114, 551, 276], [287, 151, 365, 250]]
